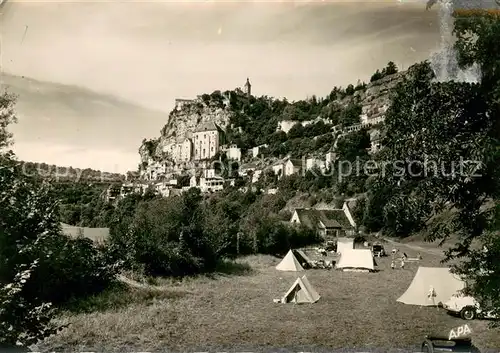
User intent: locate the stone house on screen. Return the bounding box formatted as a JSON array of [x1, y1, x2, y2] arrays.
[[252, 144, 268, 158], [284, 159, 302, 177], [221, 144, 242, 161], [289, 206, 356, 241], [192, 122, 225, 161]]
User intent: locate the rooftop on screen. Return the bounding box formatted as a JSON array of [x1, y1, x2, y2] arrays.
[[286, 158, 303, 168], [293, 208, 353, 229]]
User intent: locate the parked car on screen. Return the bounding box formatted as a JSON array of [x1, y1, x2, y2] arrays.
[[371, 243, 386, 257], [442, 295, 497, 320], [421, 335, 479, 352], [325, 240, 337, 252]]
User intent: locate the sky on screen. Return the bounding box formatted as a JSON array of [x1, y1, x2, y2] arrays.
[[0, 0, 446, 173]]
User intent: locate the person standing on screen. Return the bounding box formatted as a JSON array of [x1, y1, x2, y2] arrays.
[[400, 256, 405, 269], [391, 260, 395, 269]]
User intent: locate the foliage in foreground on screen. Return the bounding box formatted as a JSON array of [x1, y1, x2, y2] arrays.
[[0, 93, 119, 347], [364, 12, 500, 323]]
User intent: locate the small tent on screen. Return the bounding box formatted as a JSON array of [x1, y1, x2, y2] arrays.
[[281, 275, 320, 303], [276, 250, 304, 271], [335, 249, 376, 272], [397, 267, 466, 306], [336, 237, 354, 254]]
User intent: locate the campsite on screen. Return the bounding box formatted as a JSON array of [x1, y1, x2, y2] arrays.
[[39, 239, 500, 353]]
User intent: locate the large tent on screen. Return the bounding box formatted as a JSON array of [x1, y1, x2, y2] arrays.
[[335, 249, 376, 272], [397, 267, 466, 306], [336, 237, 354, 254], [276, 250, 304, 271], [281, 275, 320, 304]]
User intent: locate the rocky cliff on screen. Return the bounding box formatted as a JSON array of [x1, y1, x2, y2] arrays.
[[276, 71, 405, 134], [357, 71, 405, 124], [138, 71, 406, 169], [139, 98, 234, 164], [336, 71, 405, 124]]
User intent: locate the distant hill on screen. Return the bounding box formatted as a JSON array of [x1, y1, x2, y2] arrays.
[[18, 160, 127, 183]]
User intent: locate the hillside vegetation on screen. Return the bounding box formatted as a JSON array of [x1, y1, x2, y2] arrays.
[[140, 62, 398, 164]]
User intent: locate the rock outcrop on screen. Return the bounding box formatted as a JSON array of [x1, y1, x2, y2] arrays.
[[139, 98, 233, 164], [358, 71, 405, 124], [275, 71, 406, 134]]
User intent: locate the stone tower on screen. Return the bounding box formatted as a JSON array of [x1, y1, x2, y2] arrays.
[[244, 77, 251, 98]]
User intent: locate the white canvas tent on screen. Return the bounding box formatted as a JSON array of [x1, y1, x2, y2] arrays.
[[281, 275, 320, 304], [276, 250, 304, 271], [336, 237, 354, 254], [335, 249, 376, 272], [397, 267, 466, 306]]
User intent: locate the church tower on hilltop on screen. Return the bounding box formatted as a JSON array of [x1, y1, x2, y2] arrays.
[[244, 77, 251, 98]]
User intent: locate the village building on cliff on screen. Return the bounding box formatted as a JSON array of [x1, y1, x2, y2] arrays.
[[126, 73, 401, 200]]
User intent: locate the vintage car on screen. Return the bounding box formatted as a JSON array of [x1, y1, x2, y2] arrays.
[[371, 243, 386, 257], [442, 295, 497, 320], [421, 335, 479, 352]]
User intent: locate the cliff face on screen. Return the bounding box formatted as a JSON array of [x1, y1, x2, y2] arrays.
[[337, 71, 405, 124], [139, 99, 233, 164], [276, 71, 406, 134], [357, 71, 405, 124]]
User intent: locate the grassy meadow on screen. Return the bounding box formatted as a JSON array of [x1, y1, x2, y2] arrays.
[[38, 241, 500, 353]]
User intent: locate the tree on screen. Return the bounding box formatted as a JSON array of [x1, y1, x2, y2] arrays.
[[287, 123, 305, 139], [370, 69, 383, 82], [110, 188, 231, 276], [345, 84, 355, 96], [335, 129, 370, 162], [0, 260, 62, 348], [447, 11, 500, 322], [0, 92, 17, 151], [375, 36, 500, 321], [0, 93, 60, 347], [177, 174, 191, 187], [338, 103, 362, 126], [385, 61, 398, 75], [1, 92, 118, 347]]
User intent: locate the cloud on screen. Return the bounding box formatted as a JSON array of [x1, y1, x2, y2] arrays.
[[2, 1, 440, 109]]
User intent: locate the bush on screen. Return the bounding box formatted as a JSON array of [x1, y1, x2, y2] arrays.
[[110, 189, 228, 277], [26, 237, 120, 305], [0, 260, 62, 348], [0, 92, 123, 346], [0, 163, 120, 306]]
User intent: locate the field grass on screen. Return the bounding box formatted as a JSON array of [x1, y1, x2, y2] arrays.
[[38, 243, 500, 353], [60, 223, 109, 243]]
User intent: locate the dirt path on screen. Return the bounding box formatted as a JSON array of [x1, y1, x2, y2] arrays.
[[382, 238, 444, 256], [116, 274, 175, 291]]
